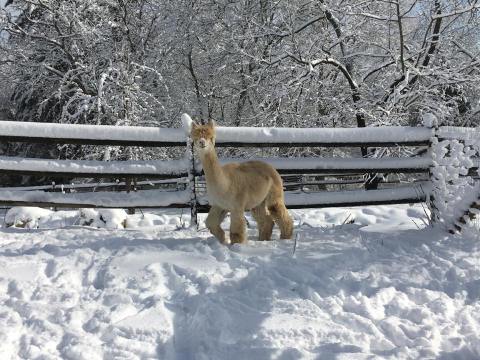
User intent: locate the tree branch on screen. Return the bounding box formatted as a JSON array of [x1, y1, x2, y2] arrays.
[[395, 1, 406, 75]]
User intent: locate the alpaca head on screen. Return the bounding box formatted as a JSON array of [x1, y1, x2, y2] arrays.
[[191, 119, 216, 154]]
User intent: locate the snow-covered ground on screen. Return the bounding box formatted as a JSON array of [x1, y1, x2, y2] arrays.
[[0, 205, 479, 359]]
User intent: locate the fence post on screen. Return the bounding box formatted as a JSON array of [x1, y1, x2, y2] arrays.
[[426, 118, 439, 224], [182, 113, 198, 227], [188, 138, 198, 227]]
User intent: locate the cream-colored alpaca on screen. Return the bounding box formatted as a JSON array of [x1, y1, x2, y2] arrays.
[[191, 119, 293, 244]]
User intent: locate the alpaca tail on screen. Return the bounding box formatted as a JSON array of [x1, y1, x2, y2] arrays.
[[268, 202, 293, 239]]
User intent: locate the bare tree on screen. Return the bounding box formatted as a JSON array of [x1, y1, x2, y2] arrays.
[[0, 0, 479, 162]]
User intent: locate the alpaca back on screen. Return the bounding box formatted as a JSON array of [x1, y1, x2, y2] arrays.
[[221, 160, 281, 210]]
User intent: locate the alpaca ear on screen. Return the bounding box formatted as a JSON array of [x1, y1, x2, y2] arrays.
[[208, 119, 216, 128]]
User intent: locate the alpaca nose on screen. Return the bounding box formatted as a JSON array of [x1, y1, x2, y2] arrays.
[[199, 138, 206, 148]]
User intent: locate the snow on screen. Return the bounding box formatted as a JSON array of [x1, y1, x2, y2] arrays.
[[0, 189, 191, 208], [283, 183, 430, 206], [180, 113, 431, 145], [422, 113, 438, 128], [4, 207, 129, 230], [4, 207, 53, 228], [0, 153, 432, 179], [78, 209, 128, 229], [0, 119, 431, 146], [438, 127, 480, 141], [0, 156, 188, 176], [214, 156, 432, 172], [0, 205, 479, 359], [181, 113, 194, 134], [430, 134, 480, 230], [214, 126, 432, 145], [0, 121, 186, 144], [0, 185, 429, 209], [195, 184, 430, 208], [0, 178, 188, 192]]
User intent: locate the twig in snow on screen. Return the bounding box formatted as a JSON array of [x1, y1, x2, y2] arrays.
[[413, 184, 433, 227], [411, 219, 421, 230], [341, 213, 354, 226], [292, 215, 303, 256], [293, 232, 299, 256]]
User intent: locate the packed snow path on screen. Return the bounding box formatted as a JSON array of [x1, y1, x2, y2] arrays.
[[0, 206, 479, 359]]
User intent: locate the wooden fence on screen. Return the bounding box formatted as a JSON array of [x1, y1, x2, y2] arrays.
[[0, 120, 476, 226]]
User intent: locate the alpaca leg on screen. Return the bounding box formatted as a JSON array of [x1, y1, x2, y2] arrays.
[[268, 202, 293, 239], [230, 209, 247, 244], [251, 204, 274, 241], [205, 206, 227, 243]]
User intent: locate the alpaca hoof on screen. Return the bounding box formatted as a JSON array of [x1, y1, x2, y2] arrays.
[[280, 223, 294, 239], [230, 232, 246, 244], [280, 229, 293, 239], [280, 230, 293, 240]]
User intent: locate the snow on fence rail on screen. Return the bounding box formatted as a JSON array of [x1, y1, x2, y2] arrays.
[[0, 189, 191, 209], [0, 119, 457, 220], [0, 120, 432, 147], [437, 126, 480, 141], [0, 121, 186, 146], [0, 154, 433, 179], [0, 156, 189, 178], [194, 183, 431, 211], [214, 126, 433, 147], [216, 156, 433, 174]]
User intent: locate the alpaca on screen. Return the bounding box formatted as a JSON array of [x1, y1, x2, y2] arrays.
[[191, 119, 293, 244]]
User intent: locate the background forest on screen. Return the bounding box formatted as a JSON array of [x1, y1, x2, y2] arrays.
[[0, 0, 479, 164]]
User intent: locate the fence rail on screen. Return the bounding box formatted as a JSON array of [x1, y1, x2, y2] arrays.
[[0, 121, 186, 146], [0, 119, 470, 223], [0, 157, 188, 178], [0, 121, 432, 147]]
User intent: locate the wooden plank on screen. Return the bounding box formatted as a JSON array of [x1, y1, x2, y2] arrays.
[[215, 141, 430, 148], [0, 178, 188, 192], [0, 200, 191, 209], [194, 167, 429, 177], [0, 121, 185, 147], [0, 189, 192, 208], [0, 168, 188, 179], [0, 155, 432, 179], [196, 184, 429, 212], [195, 197, 425, 213], [0, 121, 431, 147], [282, 197, 425, 209], [214, 126, 432, 147], [0, 137, 429, 148], [437, 126, 480, 141], [214, 156, 432, 173], [0, 184, 428, 210], [0, 135, 186, 147], [0, 156, 188, 178], [275, 167, 430, 174]]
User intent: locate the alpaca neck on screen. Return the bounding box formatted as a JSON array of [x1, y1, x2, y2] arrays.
[[199, 148, 228, 192]]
